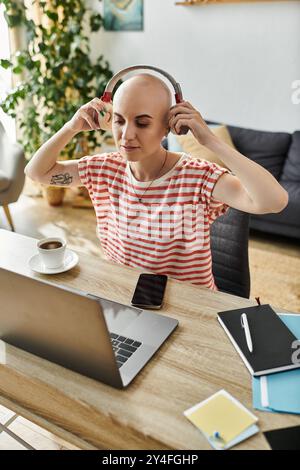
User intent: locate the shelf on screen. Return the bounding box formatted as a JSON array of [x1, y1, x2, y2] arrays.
[[175, 0, 298, 5]]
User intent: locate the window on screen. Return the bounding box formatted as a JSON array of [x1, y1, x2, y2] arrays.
[[0, 4, 16, 141]]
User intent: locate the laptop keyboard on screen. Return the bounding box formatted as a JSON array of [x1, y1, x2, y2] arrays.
[[110, 332, 142, 368]]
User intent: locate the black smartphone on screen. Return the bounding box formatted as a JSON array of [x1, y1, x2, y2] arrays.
[[131, 273, 168, 309]]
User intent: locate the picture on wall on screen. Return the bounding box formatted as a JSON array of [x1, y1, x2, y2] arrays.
[[103, 0, 144, 31]]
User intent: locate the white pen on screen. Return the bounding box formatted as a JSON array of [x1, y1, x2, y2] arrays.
[[241, 313, 253, 353]]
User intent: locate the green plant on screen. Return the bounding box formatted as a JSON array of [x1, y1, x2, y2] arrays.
[[0, 0, 114, 160]]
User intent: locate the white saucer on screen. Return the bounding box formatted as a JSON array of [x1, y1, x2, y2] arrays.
[[28, 249, 79, 274]]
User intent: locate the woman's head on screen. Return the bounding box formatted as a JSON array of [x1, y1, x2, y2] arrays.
[[112, 73, 172, 162]]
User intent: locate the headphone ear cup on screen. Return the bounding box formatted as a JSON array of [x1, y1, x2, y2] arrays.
[[170, 125, 189, 136], [98, 102, 113, 131], [177, 125, 189, 135], [169, 109, 189, 135]]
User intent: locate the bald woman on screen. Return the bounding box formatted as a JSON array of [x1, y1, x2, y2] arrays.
[[25, 74, 288, 289]]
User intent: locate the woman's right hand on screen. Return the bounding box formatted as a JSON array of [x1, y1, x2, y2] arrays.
[[66, 98, 108, 133]]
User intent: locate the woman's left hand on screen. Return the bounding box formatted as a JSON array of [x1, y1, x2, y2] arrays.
[[168, 101, 215, 146]]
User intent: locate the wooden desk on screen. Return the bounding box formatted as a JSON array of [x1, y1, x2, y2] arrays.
[[0, 229, 299, 450]]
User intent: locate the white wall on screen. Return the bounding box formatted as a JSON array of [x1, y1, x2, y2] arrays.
[[90, 0, 300, 133]]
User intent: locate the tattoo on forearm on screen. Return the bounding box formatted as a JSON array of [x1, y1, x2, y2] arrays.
[[50, 173, 73, 185]]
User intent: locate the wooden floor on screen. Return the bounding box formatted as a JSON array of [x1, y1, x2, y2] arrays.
[[0, 181, 299, 449]]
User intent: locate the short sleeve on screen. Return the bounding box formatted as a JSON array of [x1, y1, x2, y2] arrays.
[[77, 154, 108, 198], [77, 155, 93, 193], [200, 160, 230, 224]]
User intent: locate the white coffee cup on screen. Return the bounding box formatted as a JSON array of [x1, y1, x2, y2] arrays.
[[37, 237, 66, 269]]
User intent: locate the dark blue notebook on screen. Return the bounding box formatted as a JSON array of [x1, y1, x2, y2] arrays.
[[217, 304, 300, 376]]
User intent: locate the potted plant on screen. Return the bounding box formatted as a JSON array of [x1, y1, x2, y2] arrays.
[[0, 0, 114, 205]]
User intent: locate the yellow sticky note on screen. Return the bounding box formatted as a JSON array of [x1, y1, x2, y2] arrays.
[[184, 389, 257, 445]]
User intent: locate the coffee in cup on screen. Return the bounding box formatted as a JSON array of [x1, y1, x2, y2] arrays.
[[39, 240, 63, 250], [37, 237, 66, 269]]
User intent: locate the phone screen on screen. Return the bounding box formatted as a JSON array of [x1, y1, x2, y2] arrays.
[[131, 274, 168, 309]]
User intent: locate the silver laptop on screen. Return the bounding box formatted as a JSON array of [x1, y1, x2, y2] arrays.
[[0, 267, 178, 388]]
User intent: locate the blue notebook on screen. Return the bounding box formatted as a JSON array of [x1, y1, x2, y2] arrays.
[[253, 313, 300, 414]]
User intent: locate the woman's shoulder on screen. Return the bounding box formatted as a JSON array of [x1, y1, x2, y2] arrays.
[[176, 152, 223, 172]]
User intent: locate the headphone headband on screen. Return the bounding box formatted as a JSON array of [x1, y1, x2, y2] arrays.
[[100, 65, 184, 104]]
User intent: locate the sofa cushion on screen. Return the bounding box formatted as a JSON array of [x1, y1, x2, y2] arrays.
[[227, 124, 291, 180], [281, 131, 300, 182], [172, 125, 234, 169], [0, 170, 10, 192]]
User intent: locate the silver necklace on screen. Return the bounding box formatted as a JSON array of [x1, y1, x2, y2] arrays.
[[129, 149, 168, 203]]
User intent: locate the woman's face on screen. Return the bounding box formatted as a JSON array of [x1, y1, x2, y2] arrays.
[[112, 85, 170, 162]]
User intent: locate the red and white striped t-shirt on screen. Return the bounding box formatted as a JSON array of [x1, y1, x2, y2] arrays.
[[78, 152, 229, 290]]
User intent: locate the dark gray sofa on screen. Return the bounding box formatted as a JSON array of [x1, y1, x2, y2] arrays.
[[227, 124, 300, 240], [163, 124, 300, 240]]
